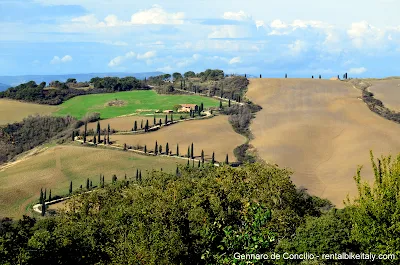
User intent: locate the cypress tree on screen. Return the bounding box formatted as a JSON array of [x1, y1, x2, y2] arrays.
[[187, 159, 190, 166], [176, 144, 179, 156], [41, 199, 46, 216], [176, 165, 179, 176], [133, 121, 137, 131], [140, 120, 143, 129], [198, 160, 201, 167], [166, 143, 169, 155], [80, 184, 82, 189], [153, 116, 156, 126], [97, 121, 101, 143], [40, 188, 43, 204], [69, 181, 72, 194], [48, 189, 51, 201], [155, 141, 158, 155], [144, 145, 147, 153], [139, 171, 142, 182], [124, 173, 127, 180], [225, 154, 229, 164], [145, 120, 149, 132], [201, 150, 205, 163], [159, 119, 162, 126], [44, 189, 46, 203], [312, 75, 314, 79], [228, 99, 231, 107], [200, 103, 204, 112], [260, 74, 262, 78], [285, 73, 287, 78], [86, 178, 89, 189], [159, 145, 162, 154], [83, 121, 87, 143], [123, 143, 127, 151], [245, 74, 247, 78], [319, 75, 321, 79], [90, 180, 93, 188], [191, 143, 194, 159], [192, 159, 195, 167], [165, 115, 168, 125], [212, 152, 215, 164], [93, 135, 97, 144], [170, 114, 173, 123], [219, 100, 223, 109], [72, 131, 75, 141], [102, 175, 105, 188], [103, 134, 106, 144], [107, 124, 110, 144]]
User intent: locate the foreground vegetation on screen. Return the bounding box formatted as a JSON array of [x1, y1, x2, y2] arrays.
[[1, 153, 399, 264]]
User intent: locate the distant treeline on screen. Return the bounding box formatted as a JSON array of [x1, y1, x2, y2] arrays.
[[0, 76, 149, 105], [0, 116, 78, 164]]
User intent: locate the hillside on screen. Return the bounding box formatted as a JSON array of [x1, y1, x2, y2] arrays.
[[368, 79, 400, 112], [247, 78, 400, 207], [0, 72, 163, 87]]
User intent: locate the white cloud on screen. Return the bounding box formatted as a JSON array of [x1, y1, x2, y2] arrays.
[[270, 19, 287, 29], [287, 40, 306, 55], [223, 11, 251, 21], [208, 25, 252, 39], [102, 41, 129, 46], [348, 67, 367, 74], [229, 56, 242, 64], [156, 65, 172, 72], [50, 55, 72, 64], [130, 5, 185, 25], [137, 51, 156, 60], [347, 21, 385, 48], [108, 51, 135, 67]]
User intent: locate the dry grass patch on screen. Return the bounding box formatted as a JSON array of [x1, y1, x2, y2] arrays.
[[368, 79, 400, 112], [110, 115, 246, 162], [247, 78, 400, 207], [0, 99, 57, 125], [0, 145, 186, 218]]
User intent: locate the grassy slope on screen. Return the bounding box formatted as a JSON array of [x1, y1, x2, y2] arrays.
[[247, 78, 400, 207], [54, 90, 220, 119], [0, 144, 186, 218]]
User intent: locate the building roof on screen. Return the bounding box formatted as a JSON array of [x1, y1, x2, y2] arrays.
[[180, 104, 198, 108]]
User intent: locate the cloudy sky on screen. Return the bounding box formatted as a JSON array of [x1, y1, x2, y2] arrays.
[[1, 0, 399, 77]]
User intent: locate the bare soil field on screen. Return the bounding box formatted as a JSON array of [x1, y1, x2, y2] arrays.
[[0, 145, 186, 218], [368, 79, 400, 111], [110, 115, 246, 162], [247, 78, 400, 207], [0, 99, 57, 125], [83, 114, 189, 132]]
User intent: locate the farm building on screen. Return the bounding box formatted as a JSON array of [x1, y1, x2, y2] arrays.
[[178, 104, 198, 113]]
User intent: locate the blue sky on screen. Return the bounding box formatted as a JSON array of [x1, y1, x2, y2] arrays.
[[1, 0, 400, 77]]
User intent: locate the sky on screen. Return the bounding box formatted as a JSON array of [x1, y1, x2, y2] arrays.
[[0, 0, 400, 77]]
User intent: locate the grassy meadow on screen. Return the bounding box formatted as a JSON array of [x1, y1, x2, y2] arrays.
[[54, 90, 220, 119], [0, 144, 187, 218]]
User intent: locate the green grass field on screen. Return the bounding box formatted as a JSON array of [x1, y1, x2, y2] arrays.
[[54, 90, 220, 119]]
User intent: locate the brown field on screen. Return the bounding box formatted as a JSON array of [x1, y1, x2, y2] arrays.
[[110, 115, 246, 162], [0, 144, 186, 218], [0, 99, 57, 125], [83, 114, 190, 132], [368, 79, 400, 111], [247, 78, 400, 207]]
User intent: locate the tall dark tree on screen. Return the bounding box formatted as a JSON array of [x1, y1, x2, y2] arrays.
[[159, 119, 162, 126], [219, 100, 223, 109], [170, 114, 173, 123], [93, 135, 97, 145], [312, 75, 314, 79], [225, 154, 229, 164], [200, 103, 204, 112], [144, 145, 147, 153], [176, 144, 179, 156], [99, 174, 102, 186], [212, 152, 215, 164], [159, 145, 162, 154], [90, 180, 93, 188], [48, 189, 51, 202], [44, 189, 47, 203], [191, 142, 194, 159], [260, 74, 262, 78], [176, 165, 179, 176], [245, 74, 247, 78], [102, 175, 105, 188], [39, 188, 43, 204], [107, 124, 110, 144], [187, 146, 190, 158], [97, 121, 101, 143], [139, 170, 142, 182], [166, 142, 169, 155], [123, 143, 127, 151], [103, 134, 106, 144], [41, 199, 46, 216], [72, 131, 75, 141], [319, 75, 322, 79], [198, 160, 201, 167], [86, 178, 90, 190], [201, 150, 205, 164], [285, 73, 288, 78], [165, 115, 168, 125], [133, 121, 137, 131], [155, 141, 158, 155], [140, 120, 143, 129], [153, 116, 156, 126], [145, 120, 149, 132], [135, 169, 139, 181], [83, 121, 87, 143], [69, 181, 72, 194], [187, 158, 190, 166], [228, 99, 231, 107]]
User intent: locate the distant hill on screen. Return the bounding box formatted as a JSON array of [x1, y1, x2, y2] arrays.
[[0, 72, 163, 87], [0, 83, 10, 91]]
